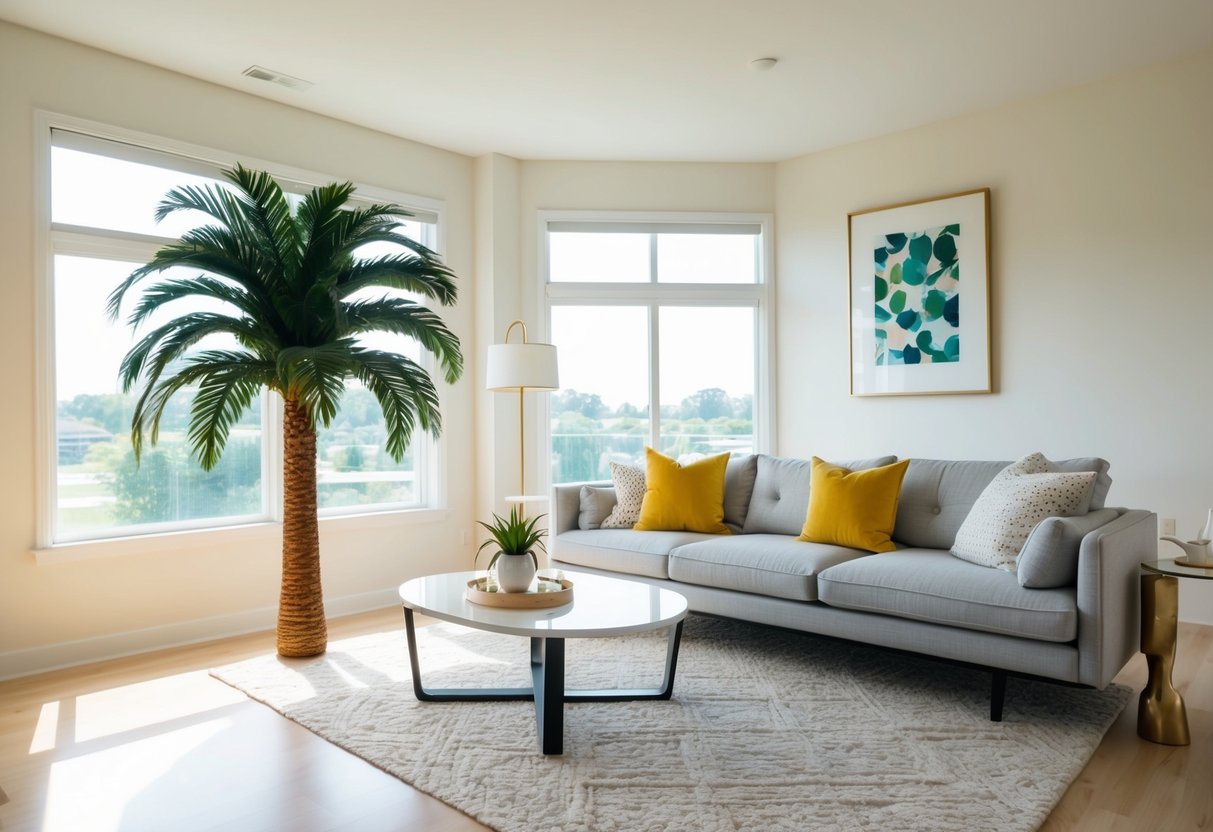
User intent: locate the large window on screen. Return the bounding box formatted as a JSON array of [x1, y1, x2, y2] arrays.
[[45, 125, 443, 545], [545, 216, 770, 484]]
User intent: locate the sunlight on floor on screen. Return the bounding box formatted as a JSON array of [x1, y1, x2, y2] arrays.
[[42, 718, 229, 832], [422, 634, 514, 672], [73, 671, 245, 743], [326, 660, 370, 690], [29, 701, 60, 754]]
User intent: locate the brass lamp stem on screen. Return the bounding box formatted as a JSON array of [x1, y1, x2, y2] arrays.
[[503, 319, 530, 498], [504, 319, 529, 345], [518, 385, 525, 497]]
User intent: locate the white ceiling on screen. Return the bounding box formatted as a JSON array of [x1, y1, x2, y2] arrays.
[[3, 0, 1212, 162]]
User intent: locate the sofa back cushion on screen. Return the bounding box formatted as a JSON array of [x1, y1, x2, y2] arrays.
[[894, 457, 1113, 550], [578, 485, 617, 530], [743, 454, 898, 536], [723, 454, 758, 531]]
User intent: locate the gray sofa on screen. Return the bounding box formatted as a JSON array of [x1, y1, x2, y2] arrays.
[[550, 454, 1155, 719]]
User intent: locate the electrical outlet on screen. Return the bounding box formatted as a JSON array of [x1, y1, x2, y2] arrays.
[[1161, 517, 1176, 537], [461, 529, 469, 546]]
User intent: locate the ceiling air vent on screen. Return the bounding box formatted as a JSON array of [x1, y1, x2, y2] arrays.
[[241, 65, 314, 92]]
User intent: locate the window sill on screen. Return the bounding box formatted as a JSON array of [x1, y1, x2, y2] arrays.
[[32, 507, 451, 564]]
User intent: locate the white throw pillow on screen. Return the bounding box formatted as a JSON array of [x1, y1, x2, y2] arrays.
[[600, 462, 646, 528], [950, 453, 1096, 572]]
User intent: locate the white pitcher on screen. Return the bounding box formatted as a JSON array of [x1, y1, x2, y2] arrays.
[[1160, 509, 1213, 565]]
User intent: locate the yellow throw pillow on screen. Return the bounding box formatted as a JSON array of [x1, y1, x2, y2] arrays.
[[634, 448, 731, 535], [799, 457, 910, 552]]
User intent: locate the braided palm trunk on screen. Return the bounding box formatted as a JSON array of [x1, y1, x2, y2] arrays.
[[277, 397, 327, 657]]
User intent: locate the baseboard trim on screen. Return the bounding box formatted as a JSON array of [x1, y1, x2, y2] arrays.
[[0, 587, 401, 681]]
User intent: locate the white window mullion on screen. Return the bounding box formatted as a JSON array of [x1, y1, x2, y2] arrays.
[[648, 230, 660, 450], [649, 232, 659, 283], [648, 301, 661, 451]]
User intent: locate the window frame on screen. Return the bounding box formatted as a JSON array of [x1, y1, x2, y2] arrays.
[[540, 210, 776, 484], [34, 111, 451, 552]]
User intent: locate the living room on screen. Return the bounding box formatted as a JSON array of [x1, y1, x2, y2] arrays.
[[1, 2, 1212, 830]]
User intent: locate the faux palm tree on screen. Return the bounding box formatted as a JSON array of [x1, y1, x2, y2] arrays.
[[107, 164, 463, 657]]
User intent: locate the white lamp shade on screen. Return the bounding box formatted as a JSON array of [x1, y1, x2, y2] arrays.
[[485, 342, 559, 391]]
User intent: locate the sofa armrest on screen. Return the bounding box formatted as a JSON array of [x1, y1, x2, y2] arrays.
[[552, 481, 611, 536], [1076, 508, 1155, 688]]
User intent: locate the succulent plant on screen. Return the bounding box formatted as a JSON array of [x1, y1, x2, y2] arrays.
[[475, 507, 547, 572]]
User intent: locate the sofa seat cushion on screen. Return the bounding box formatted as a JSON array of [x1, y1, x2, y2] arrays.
[[668, 535, 867, 602], [551, 529, 719, 579], [817, 550, 1077, 642]]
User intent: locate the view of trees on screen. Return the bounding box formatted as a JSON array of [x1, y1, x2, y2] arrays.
[[57, 386, 415, 535], [551, 386, 753, 483]]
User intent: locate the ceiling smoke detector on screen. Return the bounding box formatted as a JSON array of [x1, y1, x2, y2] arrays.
[[242, 65, 314, 91], [749, 57, 779, 72]]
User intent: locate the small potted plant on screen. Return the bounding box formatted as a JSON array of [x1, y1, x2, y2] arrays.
[[476, 507, 548, 592]]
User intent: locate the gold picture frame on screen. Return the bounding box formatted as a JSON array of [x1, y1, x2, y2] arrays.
[[848, 188, 992, 397]]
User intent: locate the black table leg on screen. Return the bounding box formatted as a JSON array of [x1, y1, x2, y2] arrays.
[[532, 637, 565, 754], [401, 606, 685, 755], [402, 607, 532, 701]]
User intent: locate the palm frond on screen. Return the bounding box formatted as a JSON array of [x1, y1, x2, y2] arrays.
[[130, 349, 273, 462], [335, 253, 458, 307], [340, 297, 463, 384], [275, 341, 357, 428], [324, 204, 412, 257], [118, 311, 280, 393], [154, 180, 247, 227], [108, 234, 288, 343], [352, 349, 442, 460], [223, 164, 302, 287], [170, 226, 269, 277], [125, 276, 262, 330], [188, 365, 270, 470], [151, 185, 287, 291], [294, 180, 359, 290]]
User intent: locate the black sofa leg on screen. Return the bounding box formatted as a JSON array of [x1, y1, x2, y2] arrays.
[[990, 670, 1007, 722]]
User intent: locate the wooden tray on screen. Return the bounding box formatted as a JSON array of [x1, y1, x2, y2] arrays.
[[1174, 557, 1213, 569], [465, 576, 574, 608]]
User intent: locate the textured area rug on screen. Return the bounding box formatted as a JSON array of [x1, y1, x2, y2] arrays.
[[212, 615, 1129, 832]]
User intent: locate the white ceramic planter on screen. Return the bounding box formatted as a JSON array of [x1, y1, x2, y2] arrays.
[[494, 553, 537, 592]]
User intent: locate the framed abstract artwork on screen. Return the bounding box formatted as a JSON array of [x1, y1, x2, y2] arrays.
[[848, 188, 991, 396]]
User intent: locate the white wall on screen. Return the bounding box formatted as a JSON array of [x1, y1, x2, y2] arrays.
[[473, 153, 526, 522], [775, 48, 1213, 620], [0, 22, 478, 676]]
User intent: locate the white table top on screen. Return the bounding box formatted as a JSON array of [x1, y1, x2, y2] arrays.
[[399, 570, 688, 638]]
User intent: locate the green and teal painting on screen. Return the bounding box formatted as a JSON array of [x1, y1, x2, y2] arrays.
[[873, 224, 960, 365]]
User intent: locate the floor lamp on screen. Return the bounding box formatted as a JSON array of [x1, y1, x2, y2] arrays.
[[486, 319, 559, 503]]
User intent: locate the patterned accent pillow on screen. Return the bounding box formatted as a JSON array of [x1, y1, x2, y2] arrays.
[[600, 462, 646, 528], [950, 453, 1096, 572]]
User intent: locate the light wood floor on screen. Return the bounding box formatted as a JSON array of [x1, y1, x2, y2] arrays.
[[1, 609, 1210, 832]]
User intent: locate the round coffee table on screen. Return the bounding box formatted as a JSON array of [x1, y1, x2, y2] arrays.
[[398, 569, 689, 755]]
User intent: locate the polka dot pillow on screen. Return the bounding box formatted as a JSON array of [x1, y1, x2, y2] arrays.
[[600, 462, 646, 528], [950, 453, 1096, 572]]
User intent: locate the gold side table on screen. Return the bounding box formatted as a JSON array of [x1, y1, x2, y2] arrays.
[[1138, 558, 1210, 745]]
